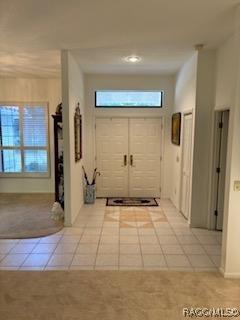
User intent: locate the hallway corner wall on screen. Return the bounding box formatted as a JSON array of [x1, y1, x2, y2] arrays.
[[172, 53, 198, 210], [215, 8, 240, 277], [190, 50, 216, 228], [61, 50, 85, 226]]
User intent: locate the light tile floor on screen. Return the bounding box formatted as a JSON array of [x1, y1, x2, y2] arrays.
[[0, 199, 222, 271]]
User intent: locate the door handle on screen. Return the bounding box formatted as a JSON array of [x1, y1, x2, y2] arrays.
[[130, 155, 135, 167], [124, 154, 127, 166], [121, 154, 127, 167]]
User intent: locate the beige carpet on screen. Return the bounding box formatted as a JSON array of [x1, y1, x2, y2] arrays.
[[0, 194, 63, 239], [0, 271, 239, 320]]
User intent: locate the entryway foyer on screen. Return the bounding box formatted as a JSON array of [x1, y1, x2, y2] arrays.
[[96, 118, 162, 197], [1, 1, 240, 319]]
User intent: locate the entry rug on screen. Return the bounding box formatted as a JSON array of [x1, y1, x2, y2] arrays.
[[0, 194, 63, 239], [106, 197, 158, 207]]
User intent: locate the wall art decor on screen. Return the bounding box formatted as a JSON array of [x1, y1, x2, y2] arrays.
[[172, 112, 181, 146], [74, 103, 82, 162]]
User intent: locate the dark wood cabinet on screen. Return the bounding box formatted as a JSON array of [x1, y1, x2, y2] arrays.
[[52, 114, 64, 208]]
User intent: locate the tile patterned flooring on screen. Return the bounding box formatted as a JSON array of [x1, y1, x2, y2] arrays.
[[0, 199, 222, 271]]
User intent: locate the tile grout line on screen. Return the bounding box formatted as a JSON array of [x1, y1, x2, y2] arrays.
[[18, 240, 40, 269], [93, 216, 105, 270], [67, 233, 83, 270], [4, 240, 20, 255], [44, 231, 77, 270], [13, 239, 41, 269], [155, 206, 170, 270], [71, 220, 103, 269], [136, 207, 144, 270], [43, 232, 64, 270]]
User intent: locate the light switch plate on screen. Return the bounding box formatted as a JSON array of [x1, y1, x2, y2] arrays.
[[234, 181, 240, 192]]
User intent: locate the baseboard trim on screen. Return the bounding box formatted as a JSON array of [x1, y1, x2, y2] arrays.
[[220, 267, 240, 278], [219, 267, 225, 276]]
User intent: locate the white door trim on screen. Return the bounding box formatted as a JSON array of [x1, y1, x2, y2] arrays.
[[180, 111, 193, 220], [209, 109, 230, 230]]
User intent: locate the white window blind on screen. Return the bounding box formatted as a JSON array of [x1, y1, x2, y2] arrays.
[[0, 103, 49, 176]]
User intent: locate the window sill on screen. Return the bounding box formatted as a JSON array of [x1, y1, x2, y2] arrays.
[[0, 173, 51, 179]]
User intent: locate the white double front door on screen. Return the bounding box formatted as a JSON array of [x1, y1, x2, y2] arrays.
[[96, 118, 162, 197]]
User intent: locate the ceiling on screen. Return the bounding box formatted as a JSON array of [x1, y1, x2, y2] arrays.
[[0, 0, 239, 77]]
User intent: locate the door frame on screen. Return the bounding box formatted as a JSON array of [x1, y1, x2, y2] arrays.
[[94, 116, 164, 198], [209, 109, 230, 230], [180, 110, 194, 222]]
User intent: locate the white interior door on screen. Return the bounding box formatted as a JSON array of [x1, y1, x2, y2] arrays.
[[129, 118, 161, 197], [96, 118, 128, 197], [180, 113, 193, 219]]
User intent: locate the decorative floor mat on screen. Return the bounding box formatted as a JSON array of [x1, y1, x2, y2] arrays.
[[106, 197, 158, 207]]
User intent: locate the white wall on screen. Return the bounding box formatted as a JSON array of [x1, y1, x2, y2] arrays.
[[215, 36, 236, 110], [84, 74, 175, 199], [0, 78, 61, 193], [62, 51, 85, 226], [190, 50, 216, 228], [173, 50, 217, 229], [214, 36, 236, 274], [172, 53, 198, 208], [214, 9, 240, 277]]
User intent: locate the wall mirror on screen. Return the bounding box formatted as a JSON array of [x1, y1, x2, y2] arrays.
[[172, 112, 181, 146], [74, 103, 82, 162]]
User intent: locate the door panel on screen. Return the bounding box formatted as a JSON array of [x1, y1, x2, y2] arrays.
[[181, 114, 193, 219], [129, 119, 161, 197], [96, 118, 128, 197]]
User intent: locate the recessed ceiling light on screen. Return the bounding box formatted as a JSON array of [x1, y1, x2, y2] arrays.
[[124, 55, 141, 63]]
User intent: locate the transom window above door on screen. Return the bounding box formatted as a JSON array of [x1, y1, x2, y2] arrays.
[[95, 90, 163, 108], [0, 103, 49, 177]]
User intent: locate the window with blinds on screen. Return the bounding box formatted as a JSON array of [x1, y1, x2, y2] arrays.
[[0, 103, 49, 176]]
